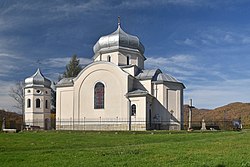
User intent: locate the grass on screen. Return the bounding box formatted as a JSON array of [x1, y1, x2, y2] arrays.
[[1, 130, 250, 167]]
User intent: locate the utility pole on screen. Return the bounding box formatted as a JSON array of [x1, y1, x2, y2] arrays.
[[188, 99, 195, 131]]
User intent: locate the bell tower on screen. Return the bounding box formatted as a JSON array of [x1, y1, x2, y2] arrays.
[[24, 68, 52, 130]]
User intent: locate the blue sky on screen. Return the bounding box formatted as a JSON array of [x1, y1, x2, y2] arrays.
[[1, 0, 250, 112]]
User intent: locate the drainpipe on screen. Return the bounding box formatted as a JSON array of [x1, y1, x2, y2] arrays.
[[128, 98, 131, 131]]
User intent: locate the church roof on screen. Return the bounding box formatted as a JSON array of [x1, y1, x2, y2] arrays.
[[136, 69, 185, 87], [135, 69, 161, 80], [25, 68, 51, 88], [156, 73, 179, 83], [155, 72, 185, 88], [126, 89, 150, 97], [56, 77, 74, 87], [93, 23, 145, 55]]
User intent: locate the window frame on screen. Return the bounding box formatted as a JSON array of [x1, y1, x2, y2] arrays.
[[127, 56, 130, 65], [36, 98, 41, 108], [107, 55, 111, 62], [45, 100, 48, 109], [94, 82, 105, 109], [131, 104, 136, 116], [27, 99, 31, 108]]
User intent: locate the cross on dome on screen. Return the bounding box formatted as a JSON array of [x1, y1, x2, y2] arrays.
[[118, 16, 121, 26]]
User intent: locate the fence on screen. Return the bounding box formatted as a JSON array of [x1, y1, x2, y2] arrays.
[[1, 118, 249, 131], [0, 119, 22, 131], [55, 120, 178, 131], [184, 120, 248, 131]]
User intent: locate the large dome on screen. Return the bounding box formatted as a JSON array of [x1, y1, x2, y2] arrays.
[[93, 24, 145, 55], [25, 68, 51, 88]]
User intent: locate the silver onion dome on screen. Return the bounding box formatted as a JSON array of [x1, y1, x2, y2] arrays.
[[25, 68, 51, 88], [93, 24, 145, 55]]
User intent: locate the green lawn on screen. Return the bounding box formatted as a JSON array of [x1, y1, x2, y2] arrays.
[[0, 130, 250, 167]]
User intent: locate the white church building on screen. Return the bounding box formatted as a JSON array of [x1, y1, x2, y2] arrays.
[[56, 23, 185, 131], [24, 22, 185, 131]]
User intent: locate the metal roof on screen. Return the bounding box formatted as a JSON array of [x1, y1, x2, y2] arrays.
[[136, 69, 184, 87], [25, 68, 51, 88], [93, 24, 145, 55], [126, 89, 149, 97], [135, 69, 161, 80], [56, 77, 74, 87], [156, 73, 179, 82]]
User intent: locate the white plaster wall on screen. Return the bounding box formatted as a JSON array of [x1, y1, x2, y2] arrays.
[[168, 89, 177, 115], [24, 87, 51, 128], [139, 80, 152, 94], [56, 87, 74, 122], [94, 50, 145, 69], [122, 66, 136, 76], [73, 62, 129, 121], [128, 77, 134, 92], [130, 96, 146, 121], [95, 51, 120, 65]]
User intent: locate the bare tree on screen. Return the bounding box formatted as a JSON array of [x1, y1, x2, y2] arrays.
[[9, 81, 25, 114]]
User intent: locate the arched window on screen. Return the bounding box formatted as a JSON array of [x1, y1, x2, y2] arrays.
[[107, 56, 111, 62], [131, 104, 136, 116], [45, 100, 48, 109], [27, 99, 31, 108], [94, 82, 104, 109], [127, 56, 130, 65], [36, 99, 41, 108]]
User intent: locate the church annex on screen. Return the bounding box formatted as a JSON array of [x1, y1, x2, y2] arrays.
[[56, 22, 185, 131]]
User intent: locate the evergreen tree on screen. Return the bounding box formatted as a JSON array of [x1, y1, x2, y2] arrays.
[[63, 55, 82, 78]]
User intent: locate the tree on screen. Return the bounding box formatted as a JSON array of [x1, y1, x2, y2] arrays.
[[50, 82, 56, 113], [9, 81, 25, 114], [63, 55, 82, 78]]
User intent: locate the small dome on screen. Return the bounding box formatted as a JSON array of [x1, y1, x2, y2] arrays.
[[93, 24, 145, 54], [25, 68, 51, 88]]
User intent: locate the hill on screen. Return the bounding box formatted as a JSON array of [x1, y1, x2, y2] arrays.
[[0, 109, 22, 130], [184, 102, 250, 129]]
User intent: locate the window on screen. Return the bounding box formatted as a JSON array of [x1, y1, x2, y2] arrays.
[[45, 100, 48, 109], [94, 82, 104, 109], [127, 56, 130, 65], [107, 56, 111, 62], [131, 104, 136, 116], [27, 90, 31, 93], [36, 99, 41, 108], [27, 99, 31, 108], [36, 89, 41, 94]]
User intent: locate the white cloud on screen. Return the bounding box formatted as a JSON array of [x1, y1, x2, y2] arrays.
[[145, 54, 202, 77], [48, 0, 217, 15], [175, 38, 196, 46], [185, 79, 250, 109], [0, 52, 21, 59], [55, 1, 105, 13], [118, 0, 213, 9], [242, 36, 250, 44], [146, 54, 250, 109], [0, 81, 18, 112], [46, 57, 92, 68], [0, 52, 23, 76], [224, 34, 233, 43]]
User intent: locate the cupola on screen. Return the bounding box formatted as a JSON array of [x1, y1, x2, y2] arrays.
[[92, 18, 146, 70], [93, 23, 145, 55], [25, 68, 51, 88]]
